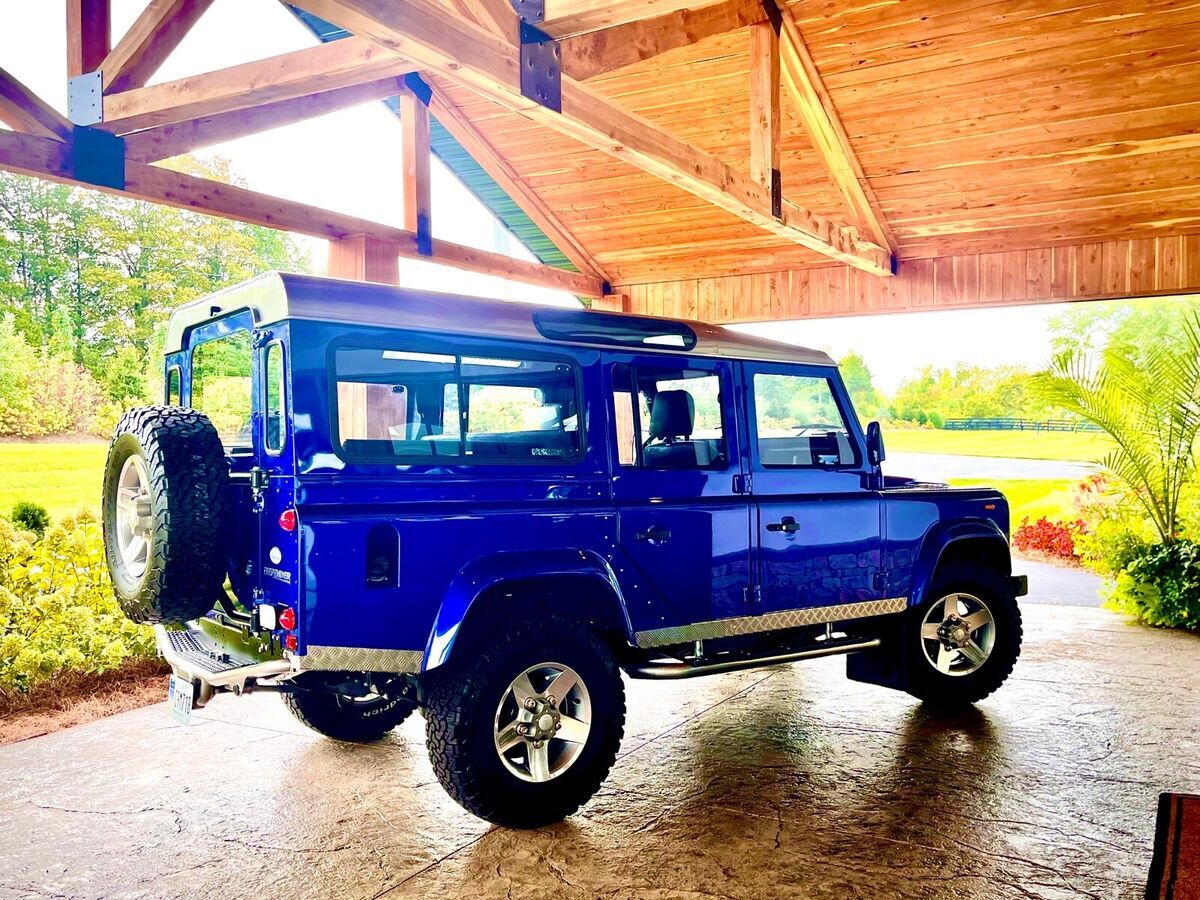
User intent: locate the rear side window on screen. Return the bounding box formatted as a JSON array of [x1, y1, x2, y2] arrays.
[[333, 346, 581, 463], [191, 331, 252, 448], [165, 367, 181, 405], [264, 343, 285, 454], [752, 372, 858, 468], [613, 364, 728, 470]]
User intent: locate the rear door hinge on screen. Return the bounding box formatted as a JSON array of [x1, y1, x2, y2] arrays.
[[872, 571, 888, 593], [249, 466, 270, 512]]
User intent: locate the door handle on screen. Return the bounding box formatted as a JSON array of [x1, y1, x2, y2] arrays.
[[636, 526, 672, 542], [766, 516, 800, 534]]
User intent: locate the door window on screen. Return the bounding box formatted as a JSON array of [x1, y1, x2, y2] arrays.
[[613, 364, 728, 470], [752, 372, 858, 468], [191, 331, 252, 449], [264, 342, 285, 454]]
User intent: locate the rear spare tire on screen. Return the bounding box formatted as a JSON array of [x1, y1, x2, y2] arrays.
[[102, 406, 229, 624]]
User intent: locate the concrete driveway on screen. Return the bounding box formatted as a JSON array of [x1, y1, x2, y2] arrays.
[[1, 604, 1195, 900]]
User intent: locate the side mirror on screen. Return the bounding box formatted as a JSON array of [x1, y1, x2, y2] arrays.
[[866, 421, 886, 467]]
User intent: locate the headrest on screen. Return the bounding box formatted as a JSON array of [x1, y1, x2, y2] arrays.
[[649, 390, 694, 439]]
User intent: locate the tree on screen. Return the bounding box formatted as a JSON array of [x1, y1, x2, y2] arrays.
[[838, 352, 883, 422], [1033, 312, 1200, 544]]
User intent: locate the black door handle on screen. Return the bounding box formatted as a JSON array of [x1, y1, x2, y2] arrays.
[[636, 526, 672, 542], [766, 516, 800, 534]]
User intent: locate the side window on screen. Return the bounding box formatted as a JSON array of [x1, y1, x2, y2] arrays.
[[614, 363, 728, 470], [264, 343, 285, 454], [191, 331, 252, 449], [752, 372, 858, 468], [165, 367, 181, 405], [332, 346, 581, 463]]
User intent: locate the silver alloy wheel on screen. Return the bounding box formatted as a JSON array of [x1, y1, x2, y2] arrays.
[[114, 454, 154, 582], [494, 662, 592, 783], [919, 592, 996, 677]]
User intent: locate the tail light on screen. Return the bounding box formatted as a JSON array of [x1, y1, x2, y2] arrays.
[[277, 606, 296, 631], [278, 508, 297, 532]]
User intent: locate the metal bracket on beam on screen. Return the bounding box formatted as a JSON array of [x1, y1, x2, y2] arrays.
[[415, 212, 432, 257], [509, 0, 544, 25], [71, 127, 126, 191], [760, 0, 783, 34], [402, 72, 432, 107], [67, 71, 104, 126], [519, 21, 561, 113], [770, 168, 782, 218]]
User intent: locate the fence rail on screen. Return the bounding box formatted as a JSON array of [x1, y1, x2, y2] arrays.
[[942, 417, 1102, 433]]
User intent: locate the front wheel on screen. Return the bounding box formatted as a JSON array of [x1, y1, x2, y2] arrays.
[[904, 563, 1023, 706], [425, 618, 625, 828]]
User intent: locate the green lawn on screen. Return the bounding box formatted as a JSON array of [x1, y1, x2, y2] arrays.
[[0, 442, 108, 522], [946, 477, 1076, 524], [886, 429, 1113, 462]]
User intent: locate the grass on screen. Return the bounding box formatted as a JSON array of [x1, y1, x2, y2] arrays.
[[886, 429, 1114, 462], [0, 441, 107, 522], [946, 477, 1077, 524]]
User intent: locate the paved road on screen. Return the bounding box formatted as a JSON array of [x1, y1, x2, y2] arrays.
[[1017, 557, 1104, 607], [885, 451, 1097, 482]]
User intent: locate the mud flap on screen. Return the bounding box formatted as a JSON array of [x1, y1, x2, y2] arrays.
[[846, 616, 912, 692]]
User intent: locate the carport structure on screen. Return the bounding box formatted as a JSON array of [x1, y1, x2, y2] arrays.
[[0, 0, 1198, 317]]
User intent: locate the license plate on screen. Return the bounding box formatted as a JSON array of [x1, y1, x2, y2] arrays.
[[168, 675, 194, 725]]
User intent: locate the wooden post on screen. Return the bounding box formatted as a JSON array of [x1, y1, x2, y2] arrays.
[[67, 0, 111, 77], [399, 84, 432, 249], [328, 235, 401, 284], [749, 19, 780, 203]]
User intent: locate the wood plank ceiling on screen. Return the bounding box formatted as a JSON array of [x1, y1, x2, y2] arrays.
[[429, 0, 1200, 287]]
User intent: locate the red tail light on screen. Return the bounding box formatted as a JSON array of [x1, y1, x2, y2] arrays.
[[278, 508, 297, 532], [284, 634, 298, 652], [277, 607, 296, 630]]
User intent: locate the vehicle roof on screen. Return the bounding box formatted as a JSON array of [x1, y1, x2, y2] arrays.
[[163, 272, 836, 367]]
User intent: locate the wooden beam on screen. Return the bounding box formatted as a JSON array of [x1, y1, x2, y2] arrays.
[[0, 129, 606, 297], [0, 69, 73, 141], [778, 7, 895, 256], [100, 0, 216, 94], [399, 85, 431, 238], [748, 20, 780, 197], [328, 234, 401, 284], [67, 0, 111, 77], [290, 0, 892, 276], [100, 36, 412, 133], [537, 0, 710, 39], [456, 0, 518, 40], [123, 76, 406, 162], [559, 0, 766, 81], [426, 79, 609, 282]]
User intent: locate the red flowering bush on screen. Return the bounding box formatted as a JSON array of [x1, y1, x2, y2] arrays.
[[1013, 516, 1086, 561]]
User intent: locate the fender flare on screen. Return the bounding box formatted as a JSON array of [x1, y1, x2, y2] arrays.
[[423, 549, 632, 671], [908, 518, 1011, 608]]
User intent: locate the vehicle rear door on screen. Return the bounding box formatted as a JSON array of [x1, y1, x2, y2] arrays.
[[608, 357, 752, 632], [743, 362, 883, 615]]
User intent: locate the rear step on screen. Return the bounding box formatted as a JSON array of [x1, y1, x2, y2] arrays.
[[154, 616, 290, 707], [625, 634, 880, 680]]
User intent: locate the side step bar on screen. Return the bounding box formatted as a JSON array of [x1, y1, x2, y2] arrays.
[[625, 635, 881, 680]]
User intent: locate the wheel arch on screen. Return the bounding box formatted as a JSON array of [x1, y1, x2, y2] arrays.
[[423, 549, 633, 672], [910, 519, 1012, 608]]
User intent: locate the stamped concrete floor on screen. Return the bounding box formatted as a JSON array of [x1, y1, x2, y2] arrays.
[[1, 605, 1197, 900]]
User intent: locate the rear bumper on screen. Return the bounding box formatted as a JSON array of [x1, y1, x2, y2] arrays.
[[1011, 574, 1029, 598], [154, 616, 290, 708]]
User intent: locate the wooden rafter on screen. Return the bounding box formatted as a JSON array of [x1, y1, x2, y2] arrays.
[[100, 0, 216, 93], [67, 0, 111, 78], [0, 129, 606, 297], [748, 20, 780, 197], [291, 0, 892, 276], [99, 36, 412, 133], [559, 0, 766, 81], [0, 69, 73, 141], [455, 0, 518, 40], [426, 79, 609, 282], [123, 76, 408, 162], [399, 83, 431, 237], [778, 7, 895, 256], [536, 0, 710, 39]]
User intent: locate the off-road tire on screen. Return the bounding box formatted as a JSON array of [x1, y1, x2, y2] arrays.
[[101, 406, 228, 624], [905, 562, 1023, 706], [283, 685, 415, 742], [425, 617, 625, 828]]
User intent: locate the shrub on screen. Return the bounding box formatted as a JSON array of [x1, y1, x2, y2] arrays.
[[0, 510, 156, 694], [1106, 540, 1200, 630], [10, 501, 50, 536], [1013, 516, 1086, 561], [927, 411, 944, 429]]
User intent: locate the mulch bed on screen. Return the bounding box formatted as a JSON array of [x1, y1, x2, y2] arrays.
[[0, 657, 170, 746], [1149, 793, 1200, 899]]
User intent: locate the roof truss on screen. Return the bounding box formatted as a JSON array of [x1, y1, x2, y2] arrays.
[[99, 0, 216, 93]]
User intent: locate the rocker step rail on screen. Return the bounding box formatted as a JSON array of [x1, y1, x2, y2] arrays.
[[154, 616, 290, 707], [625, 634, 881, 680]]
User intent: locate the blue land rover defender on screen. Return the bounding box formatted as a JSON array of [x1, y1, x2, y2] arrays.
[[102, 273, 1026, 827]]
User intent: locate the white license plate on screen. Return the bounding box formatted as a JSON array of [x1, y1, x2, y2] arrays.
[[168, 675, 194, 725]]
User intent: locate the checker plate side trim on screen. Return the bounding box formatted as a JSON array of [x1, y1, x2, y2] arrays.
[[295, 646, 424, 673], [633, 597, 909, 648]]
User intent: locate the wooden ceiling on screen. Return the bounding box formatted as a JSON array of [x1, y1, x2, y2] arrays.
[[431, 0, 1200, 286]]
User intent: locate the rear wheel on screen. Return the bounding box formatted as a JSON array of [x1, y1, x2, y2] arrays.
[[905, 562, 1022, 706], [283, 675, 415, 743], [425, 617, 625, 828]]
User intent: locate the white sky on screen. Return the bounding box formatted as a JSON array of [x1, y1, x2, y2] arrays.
[[0, 2, 1188, 392]]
